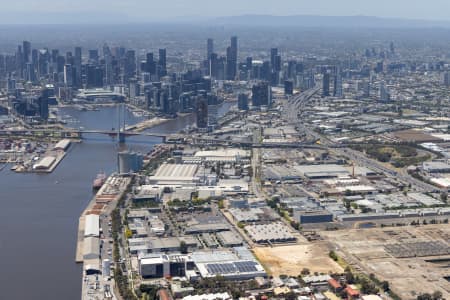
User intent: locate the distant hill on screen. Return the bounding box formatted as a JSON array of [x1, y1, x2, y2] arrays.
[[212, 15, 450, 28], [1, 13, 450, 28]]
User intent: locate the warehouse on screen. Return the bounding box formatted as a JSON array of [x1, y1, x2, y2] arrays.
[[83, 236, 100, 260], [423, 161, 450, 173], [84, 214, 100, 237], [185, 223, 229, 234], [407, 192, 444, 206], [195, 260, 266, 280], [337, 212, 400, 222], [229, 208, 261, 222], [194, 149, 250, 163], [33, 156, 56, 170], [149, 163, 199, 185], [228, 207, 279, 223], [335, 185, 377, 194], [191, 248, 266, 280], [216, 231, 244, 247], [139, 254, 193, 278], [53, 139, 71, 151], [197, 179, 249, 198], [130, 236, 198, 255], [295, 164, 349, 180], [294, 210, 334, 224], [245, 222, 296, 244], [133, 186, 162, 203], [263, 165, 302, 182], [149, 237, 198, 253]]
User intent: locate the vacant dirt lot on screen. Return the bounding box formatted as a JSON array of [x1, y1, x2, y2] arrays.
[[320, 225, 450, 300], [253, 243, 344, 276]]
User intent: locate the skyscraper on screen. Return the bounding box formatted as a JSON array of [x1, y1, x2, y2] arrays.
[[146, 53, 156, 75], [158, 49, 167, 77], [333, 71, 343, 98], [379, 81, 390, 102], [252, 81, 271, 107], [226, 36, 238, 80], [88, 49, 99, 64], [39, 88, 50, 121], [196, 96, 208, 129], [322, 73, 330, 97], [23, 41, 31, 64], [207, 38, 214, 60], [284, 80, 294, 95], [64, 64, 73, 87], [238, 93, 249, 110], [270, 48, 278, 71]]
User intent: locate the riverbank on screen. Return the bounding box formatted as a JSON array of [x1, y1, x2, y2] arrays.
[[76, 174, 131, 300]]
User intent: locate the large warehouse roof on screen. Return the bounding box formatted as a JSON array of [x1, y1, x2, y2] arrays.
[[295, 164, 349, 179], [150, 163, 198, 182], [194, 149, 250, 158], [83, 237, 100, 260], [33, 156, 56, 170], [53, 139, 71, 151], [84, 214, 100, 237]]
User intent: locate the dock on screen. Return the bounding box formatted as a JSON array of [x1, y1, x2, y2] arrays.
[[125, 117, 169, 132], [75, 174, 131, 299]]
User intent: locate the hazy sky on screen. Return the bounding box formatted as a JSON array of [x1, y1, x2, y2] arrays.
[[2, 0, 450, 22]]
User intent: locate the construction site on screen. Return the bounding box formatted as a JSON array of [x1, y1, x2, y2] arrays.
[[320, 225, 450, 300], [252, 242, 344, 277]]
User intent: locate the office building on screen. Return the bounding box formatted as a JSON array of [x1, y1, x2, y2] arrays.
[[322, 73, 330, 97], [252, 81, 271, 107], [226, 36, 238, 80], [238, 93, 249, 110], [333, 72, 343, 98], [196, 96, 208, 129], [159, 49, 167, 77], [207, 38, 214, 61], [284, 80, 294, 95]]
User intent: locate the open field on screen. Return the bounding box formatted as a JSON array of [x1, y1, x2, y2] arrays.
[[320, 225, 450, 300], [253, 243, 344, 276]]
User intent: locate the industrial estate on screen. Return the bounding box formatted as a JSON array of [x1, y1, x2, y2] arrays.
[[0, 16, 450, 300]]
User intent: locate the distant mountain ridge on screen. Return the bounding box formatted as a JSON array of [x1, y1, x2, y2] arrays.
[[1, 12, 450, 28], [212, 14, 450, 28]]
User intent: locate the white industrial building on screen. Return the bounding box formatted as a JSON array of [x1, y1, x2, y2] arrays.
[[295, 164, 350, 179], [33, 156, 56, 170], [191, 248, 266, 280], [149, 163, 199, 185], [83, 237, 100, 260], [182, 293, 231, 300], [245, 222, 296, 244], [84, 214, 100, 237], [193, 149, 250, 163], [53, 139, 71, 151]]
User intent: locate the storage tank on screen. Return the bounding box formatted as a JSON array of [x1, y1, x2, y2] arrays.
[[118, 151, 144, 174]]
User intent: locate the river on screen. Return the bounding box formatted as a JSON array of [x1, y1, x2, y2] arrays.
[[0, 102, 234, 300]]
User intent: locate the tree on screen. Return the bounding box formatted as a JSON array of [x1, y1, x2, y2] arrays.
[[417, 293, 432, 300], [381, 281, 390, 292], [432, 291, 443, 300], [329, 251, 338, 261], [345, 270, 355, 284], [179, 241, 188, 254], [301, 268, 310, 275]]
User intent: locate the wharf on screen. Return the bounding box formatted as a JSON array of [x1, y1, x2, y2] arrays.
[[76, 174, 131, 299], [34, 151, 66, 173], [125, 117, 169, 132]]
